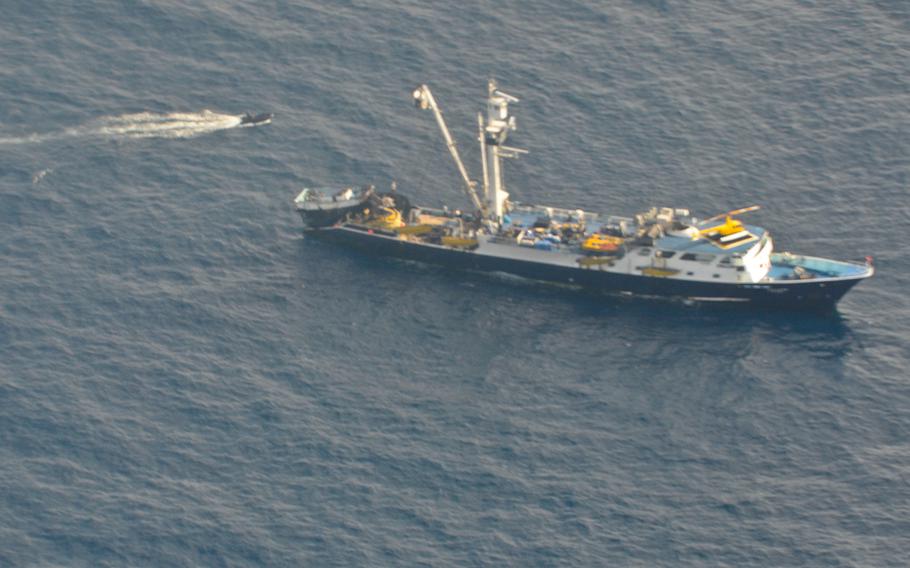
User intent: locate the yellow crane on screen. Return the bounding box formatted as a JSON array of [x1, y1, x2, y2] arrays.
[[696, 205, 760, 238]]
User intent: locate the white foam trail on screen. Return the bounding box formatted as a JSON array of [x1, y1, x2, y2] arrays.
[[0, 110, 246, 145], [93, 110, 243, 139], [32, 168, 52, 184], [0, 132, 63, 145]]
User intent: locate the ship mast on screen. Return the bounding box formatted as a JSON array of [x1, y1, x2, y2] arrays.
[[412, 85, 486, 215], [480, 79, 526, 224], [478, 113, 490, 203]]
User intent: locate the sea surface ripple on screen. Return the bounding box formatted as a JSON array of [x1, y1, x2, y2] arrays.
[[1, 1, 909, 566]]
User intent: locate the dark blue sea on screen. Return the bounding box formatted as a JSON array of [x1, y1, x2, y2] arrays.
[[2, 1, 909, 566]]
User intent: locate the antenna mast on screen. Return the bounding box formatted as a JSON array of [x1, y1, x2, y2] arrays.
[[480, 80, 526, 224]]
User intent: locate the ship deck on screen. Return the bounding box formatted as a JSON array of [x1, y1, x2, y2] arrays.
[[501, 203, 765, 255], [766, 253, 871, 281]]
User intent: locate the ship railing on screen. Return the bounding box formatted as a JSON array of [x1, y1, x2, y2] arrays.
[[771, 252, 872, 278], [487, 234, 521, 246], [509, 202, 602, 223], [486, 233, 572, 252]]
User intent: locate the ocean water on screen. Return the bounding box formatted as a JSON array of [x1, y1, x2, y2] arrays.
[[1, 1, 909, 565]]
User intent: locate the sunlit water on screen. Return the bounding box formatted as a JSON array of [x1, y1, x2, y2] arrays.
[[1, 1, 908, 565]]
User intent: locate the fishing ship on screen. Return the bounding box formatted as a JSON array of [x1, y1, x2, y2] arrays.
[[295, 81, 873, 309]]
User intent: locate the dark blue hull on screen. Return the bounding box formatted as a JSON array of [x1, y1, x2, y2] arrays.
[[311, 226, 866, 310]]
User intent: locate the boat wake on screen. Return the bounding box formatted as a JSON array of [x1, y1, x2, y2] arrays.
[[0, 110, 247, 145], [92, 110, 244, 139]]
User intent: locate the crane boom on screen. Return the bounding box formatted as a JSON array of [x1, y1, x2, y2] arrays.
[[413, 85, 486, 215]]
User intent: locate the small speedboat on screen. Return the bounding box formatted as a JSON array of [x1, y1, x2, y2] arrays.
[[240, 112, 273, 126]]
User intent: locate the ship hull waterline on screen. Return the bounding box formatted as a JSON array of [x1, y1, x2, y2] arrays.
[[307, 225, 866, 310]]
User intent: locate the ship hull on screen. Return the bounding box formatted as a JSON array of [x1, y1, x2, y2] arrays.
[[296, 202, 369, 228], [310, 226, 866, 310]]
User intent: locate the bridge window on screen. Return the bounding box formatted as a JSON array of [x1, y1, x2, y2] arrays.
[[680, 252, 715, 263]]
